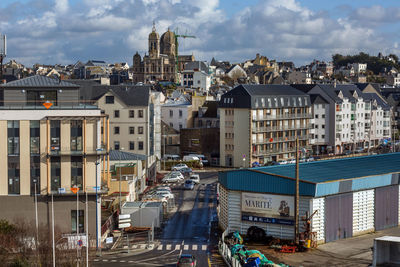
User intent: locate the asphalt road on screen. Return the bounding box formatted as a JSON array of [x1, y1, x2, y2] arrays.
[[94, 171, 220, 267]]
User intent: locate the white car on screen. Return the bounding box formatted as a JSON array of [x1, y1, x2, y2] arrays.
[[189, 174, 200, 184], [169, 171, 184, 180], [162, 172, 184, 183], [279, 160, 288, 165], [172, 163, 189, 171], [155, 191, 174, 199], [156, 186, 172, 192], [288, 159, 296, 164]]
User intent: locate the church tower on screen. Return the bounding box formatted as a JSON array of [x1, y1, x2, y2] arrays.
[[148, 22, 160, 58]]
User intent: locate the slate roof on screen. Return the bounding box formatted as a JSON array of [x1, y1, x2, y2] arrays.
[[184, 61, 208, 73], [0, 75, 79, 88], [73, 81, 151, 106], [109, 150, 146, 161], [240, 84, 308, 96], [203, 101, 218, 118], [309, 94, 329, 104]]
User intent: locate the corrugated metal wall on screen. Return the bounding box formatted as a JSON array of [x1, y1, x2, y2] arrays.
[[223, 188, 311, 240], [325, 193, 353, 242], [375, 185, 399, 231], [218, 184, 228, 230], [353, 190, 374, 235], [311, 198, 325, 242]]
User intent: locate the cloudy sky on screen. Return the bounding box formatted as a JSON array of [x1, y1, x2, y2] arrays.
[[0, 0, 399, 67]]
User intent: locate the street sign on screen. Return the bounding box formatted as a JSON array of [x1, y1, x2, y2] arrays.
[[71, 187, 80, 194], [42, 102, 53, 109], [119, 214, 131, 220], [93, 186, 100, 191], [118, 223, 131, 229], [77, 240, 83, 247], [105, 237, 113, 244], [58, 187, 65, 194]]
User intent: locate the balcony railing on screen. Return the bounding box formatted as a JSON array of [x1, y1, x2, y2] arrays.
[[252, 114, 312, 121], [48, 146, 107, 156], [0, 100, 99, 110], [252, 146, 312, 157], [253, 135, 310, 145], [252, 124, 311, 132]]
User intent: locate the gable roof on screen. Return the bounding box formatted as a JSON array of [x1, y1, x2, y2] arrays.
[[109, 150, 147, 161], [0, 75, 79, 88], [184, 61, 208, 73]]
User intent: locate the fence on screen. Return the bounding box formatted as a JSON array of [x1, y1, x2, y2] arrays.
[[218, 229, 242, 267], [101, 213, 115, 236]]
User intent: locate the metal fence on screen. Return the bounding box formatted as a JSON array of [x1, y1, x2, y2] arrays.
[[218, 229, 242, 267]]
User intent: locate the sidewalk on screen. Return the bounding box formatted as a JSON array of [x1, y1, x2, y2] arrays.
[[267, 226, 400, 267]]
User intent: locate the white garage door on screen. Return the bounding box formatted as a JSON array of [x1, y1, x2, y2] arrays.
[[353, 189, 374, 234], [311, 198, 325, 242]]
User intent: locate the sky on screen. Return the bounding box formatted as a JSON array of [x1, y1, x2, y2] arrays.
[[0, 0, 399, 67]]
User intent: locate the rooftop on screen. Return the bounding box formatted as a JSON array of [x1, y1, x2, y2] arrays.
[[109, 150, 147, 161], [0, 75, 79, 88]]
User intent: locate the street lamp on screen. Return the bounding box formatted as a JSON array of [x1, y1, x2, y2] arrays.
[[119, 147, 124, 212]]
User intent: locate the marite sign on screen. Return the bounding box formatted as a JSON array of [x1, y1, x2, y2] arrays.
[[241, 192, 294, 225]]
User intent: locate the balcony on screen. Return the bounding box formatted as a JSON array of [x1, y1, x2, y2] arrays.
[[252, 124, 311, 133], [252, 114, 312, 121], [252, 146, 312, 157], [253, 135, 310, 145], [48, 146, 107, 156]]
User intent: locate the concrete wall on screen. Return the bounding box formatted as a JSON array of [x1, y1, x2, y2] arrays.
[[234, 109, 250, 167]]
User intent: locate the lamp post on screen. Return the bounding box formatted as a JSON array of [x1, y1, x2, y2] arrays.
[[119, 147, 124, 212]]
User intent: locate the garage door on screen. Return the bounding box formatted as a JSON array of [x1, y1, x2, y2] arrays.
[[375, 185, 399, 231], [325, 193, 353, 243], [353, 190, 374, 235]]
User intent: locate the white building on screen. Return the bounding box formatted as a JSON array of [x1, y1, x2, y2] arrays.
[[181, 61, 211, 92], [351, 63, 367, 74]]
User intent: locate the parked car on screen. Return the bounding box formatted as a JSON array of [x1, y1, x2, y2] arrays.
[[299, 157, 306, 163], [162, 172, 184, 183], [172, 163, 189, 171], [182, 155, 200, 161], [343, 150, 352, 155], [154, 191, 174, 199], [162, 154, 180, 161], [355, 147, 364, 153], [306, 157, 314, 162], [251, 162, 260, 168], [184, 180, 195, 190], [288, 159, 296, 164], [189, 174, 200, 184], [179, 167, 193, 177], [278, 160, 288, 165], [156, 185, 172, 192], [177, 254, 197, 267]]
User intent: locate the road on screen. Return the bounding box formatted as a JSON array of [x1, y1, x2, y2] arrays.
[[94, 171, 221, 267]]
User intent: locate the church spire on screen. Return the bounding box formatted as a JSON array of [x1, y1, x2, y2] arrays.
[[152, 20, 156, 32]]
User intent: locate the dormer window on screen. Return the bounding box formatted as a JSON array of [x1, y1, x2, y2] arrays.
[[337, 91, 344, 99]]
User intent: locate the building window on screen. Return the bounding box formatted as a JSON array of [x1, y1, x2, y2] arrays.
[[50, 120, 60, 151], [169, 123, 173, 128], [322, 114, 325, 118], [105, 96, 114, 104], [114, 110, 120, 118], [71, 156, 83, 190], [138, 127, 144, 134], [129, 110, 135, 118], [114, 127, 120, 134], [51, 157, 61, 191], [169, 110, 173, 117], [71, 210, 84, 234], [30, 156, 40, 195], [315, 114, 319, 119], [179, 124, 182, 129], [129, 127, 135, 134], [71, 120, 82, 151], [139, 110, 143, 118], [30, 121, 40, 154], [168, 137, 172, 144], [138, 141, 144, 150], [8, 120, 19, 155], [114, 141, 120, 150], [322, 125, 325, 129], [27, 90, 57, 106], [8, 158, 20, 195], [129, 141, 135, 150], [179, 110, 183, 117]]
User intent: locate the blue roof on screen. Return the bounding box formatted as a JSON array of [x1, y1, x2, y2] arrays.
[[254, 153, 400, 183], [219, 153, 400, 197]]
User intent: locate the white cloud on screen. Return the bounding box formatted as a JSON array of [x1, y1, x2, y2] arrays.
[[0, 0, 399, 66]]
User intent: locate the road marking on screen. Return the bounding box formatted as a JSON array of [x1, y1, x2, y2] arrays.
[[132, 245, 138, 249], [111, 259, 117, 262], [175, 244, 181, 250], [184, 244, 189, 250], [94, 259, 99, 262], [139, 244, 146, 249], [157, 244, 163, 250], [128, 261, 133, 263], [102, 259, 108, 262], [120, 260, 126, 263], [192, 244, 198, 250], [123, 245, 128, 249], [202, 245, 207, 251], [166, 244, 172, 250]]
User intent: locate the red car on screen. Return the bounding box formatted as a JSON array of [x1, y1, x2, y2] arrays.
[[177, 254, 197, 267]]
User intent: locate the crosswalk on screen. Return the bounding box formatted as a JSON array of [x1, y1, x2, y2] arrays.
[[155, 243, 207, 251]]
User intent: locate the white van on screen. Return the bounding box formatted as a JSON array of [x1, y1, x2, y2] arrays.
[[162, 154, 180, 161], [183, 155, 200, 161]]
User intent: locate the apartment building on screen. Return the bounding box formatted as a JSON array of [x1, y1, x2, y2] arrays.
[[87, 85, 160, 183], [0, 75, 108, 240], [293, 84, 391, 154], [219, 84, 312, 167]]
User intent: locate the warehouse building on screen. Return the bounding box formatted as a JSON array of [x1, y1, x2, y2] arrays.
[[218, 153, 400, 243]]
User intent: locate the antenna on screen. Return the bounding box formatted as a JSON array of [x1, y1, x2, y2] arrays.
[[0, 34, 6, 82]]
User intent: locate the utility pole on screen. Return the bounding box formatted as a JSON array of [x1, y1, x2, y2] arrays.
[[294, 138, 299, 244], [0, 34, 6, 83]]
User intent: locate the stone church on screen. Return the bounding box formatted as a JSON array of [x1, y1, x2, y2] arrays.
[[132, 24, 194, 84]]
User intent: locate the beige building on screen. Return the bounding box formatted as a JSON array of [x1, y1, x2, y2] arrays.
[[219, 84, 312, 167], [0, 75, 110, 243]]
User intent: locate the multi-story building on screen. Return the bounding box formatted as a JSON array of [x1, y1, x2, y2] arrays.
[[293, 84, 391, 154], [180, 61, 211, 93], [0, 75, 108, 241], [219, 84, 312, 167]]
